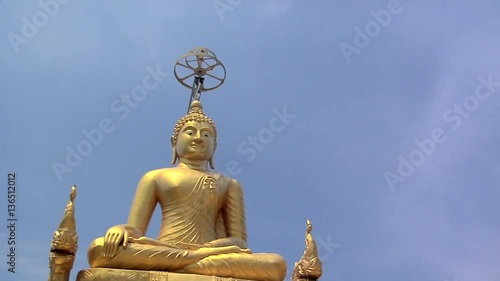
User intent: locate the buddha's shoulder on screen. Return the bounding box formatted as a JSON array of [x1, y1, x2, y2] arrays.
[[140, 167, 212, 179], [142, 167, 179, 179], [210, 172, 242, 187], [140, 168, 241, 185]]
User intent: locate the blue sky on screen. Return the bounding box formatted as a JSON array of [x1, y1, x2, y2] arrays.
[[1, 0, 500, 280]]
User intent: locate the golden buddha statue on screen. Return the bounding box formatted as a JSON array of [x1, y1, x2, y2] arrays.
[[83, 100, 287, 281]]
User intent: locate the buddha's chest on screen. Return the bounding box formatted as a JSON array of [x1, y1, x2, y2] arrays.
[[157, 173, 229, 208]]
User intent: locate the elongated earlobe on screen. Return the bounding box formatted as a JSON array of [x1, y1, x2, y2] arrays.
[[170, 137, 178, 165], [209, 156, 215, 169], [171, 150, 179, 166]]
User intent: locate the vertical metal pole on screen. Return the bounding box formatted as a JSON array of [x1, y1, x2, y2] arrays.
[[187, 76, 204, 113]]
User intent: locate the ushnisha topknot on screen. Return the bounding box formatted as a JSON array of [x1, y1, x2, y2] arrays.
[[171, 100, 217, 150]]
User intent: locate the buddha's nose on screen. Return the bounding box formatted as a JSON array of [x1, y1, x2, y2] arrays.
[[194, 132, 203, 142]]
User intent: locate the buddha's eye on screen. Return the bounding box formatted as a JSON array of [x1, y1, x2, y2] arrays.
[[204, 133, 209, 137], [187, 131, 193, 136]]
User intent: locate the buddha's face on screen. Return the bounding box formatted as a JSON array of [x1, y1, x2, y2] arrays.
[[175, 121, 215, 161]]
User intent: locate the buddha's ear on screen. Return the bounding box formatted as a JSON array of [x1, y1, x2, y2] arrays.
[[170, 137, 178, 165], [171, 150, 178, 166], [209, 156, 215, 169], [209, 145, 216, 169]]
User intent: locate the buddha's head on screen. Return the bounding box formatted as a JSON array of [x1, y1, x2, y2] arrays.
[[171, 100, 217, 168]]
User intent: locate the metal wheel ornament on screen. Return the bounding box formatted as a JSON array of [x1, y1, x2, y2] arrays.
[[174, 47, 226, 92]]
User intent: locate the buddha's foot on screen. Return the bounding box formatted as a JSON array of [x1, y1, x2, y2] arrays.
[[88, 237, 219, 271], [180, 253, 287, 281], [197, 245, 249, 256]]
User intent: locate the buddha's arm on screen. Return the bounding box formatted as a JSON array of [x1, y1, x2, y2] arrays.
[[100, 171, 159, 257], [206, 179, 248, 248], [126, 170, 159, 237]]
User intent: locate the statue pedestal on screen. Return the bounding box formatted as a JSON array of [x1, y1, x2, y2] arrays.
[[76, 268, 255, 281]]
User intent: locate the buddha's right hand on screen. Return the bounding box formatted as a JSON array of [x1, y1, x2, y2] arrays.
[[103, 225, 130, 258]]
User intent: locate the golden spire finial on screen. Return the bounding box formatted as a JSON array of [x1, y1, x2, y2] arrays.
[[48, 185, 79, 281], [57, 185, 77, 234], [306, 219, 312, 233], [292, 219, 323, 281], [188, 100, 203, 113]]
